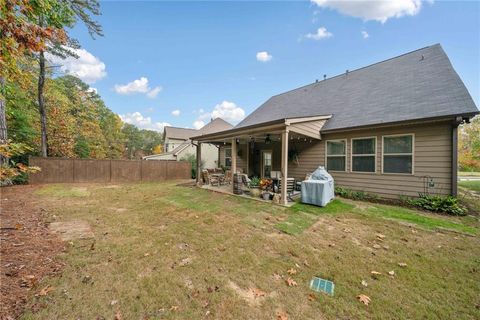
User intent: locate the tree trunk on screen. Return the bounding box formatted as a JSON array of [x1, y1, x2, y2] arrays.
[[0, 76, 8, 165], [38, 50, 48, 157]]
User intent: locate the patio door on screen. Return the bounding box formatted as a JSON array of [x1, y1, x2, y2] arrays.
[[261, 150, 272, 178]]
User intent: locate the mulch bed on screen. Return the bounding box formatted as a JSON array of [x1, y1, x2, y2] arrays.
[[0, 185, 65, 319]]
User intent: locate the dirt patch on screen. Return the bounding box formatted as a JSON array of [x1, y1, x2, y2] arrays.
[[49, 220, 94, 241], [227, 280, 272, 306], [0, 185, 65, 319]]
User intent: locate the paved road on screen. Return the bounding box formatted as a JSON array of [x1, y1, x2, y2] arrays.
[[458, 176, 480, 181]]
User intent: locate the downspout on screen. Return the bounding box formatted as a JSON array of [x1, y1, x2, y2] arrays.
[[451, 116, 463, 197]]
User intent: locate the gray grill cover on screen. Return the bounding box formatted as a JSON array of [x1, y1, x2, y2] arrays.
[[301, 167, 335, 207]]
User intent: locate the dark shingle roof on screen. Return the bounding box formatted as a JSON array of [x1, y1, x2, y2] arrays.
[[236, 44, 478, 131]]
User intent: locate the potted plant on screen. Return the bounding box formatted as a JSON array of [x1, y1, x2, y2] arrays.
[[248, 176, 261, 198], [259, 178, 273, 200]]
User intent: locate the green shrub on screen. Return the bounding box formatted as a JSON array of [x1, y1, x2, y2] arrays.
[[249, 176, 260, 188], [406, 194, 466, 216], [334, 186, 378, 201]]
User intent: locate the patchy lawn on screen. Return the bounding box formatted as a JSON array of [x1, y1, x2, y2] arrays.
[[459, 180, 480, 193], [3, 182, 480, 319]]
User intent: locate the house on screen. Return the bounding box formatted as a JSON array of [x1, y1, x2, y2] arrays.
[[144, 118, 233, 168], [192, 44, 479, 205]]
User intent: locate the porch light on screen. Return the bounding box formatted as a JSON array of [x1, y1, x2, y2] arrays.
[[265, 134, 271, 144]]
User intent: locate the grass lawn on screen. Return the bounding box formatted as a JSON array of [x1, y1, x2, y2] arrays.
[[459, 180, 480, 192], [18, 182, 480, 319]]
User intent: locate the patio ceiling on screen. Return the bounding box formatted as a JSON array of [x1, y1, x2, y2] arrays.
[[192, 115, 331, 143]]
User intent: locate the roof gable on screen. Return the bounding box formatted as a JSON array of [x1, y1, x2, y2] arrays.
[[236, 44, 478, 131]]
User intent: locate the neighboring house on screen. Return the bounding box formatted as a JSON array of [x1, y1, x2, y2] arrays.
[[192, 44, 479, 204], [144, 118, 233, 168]]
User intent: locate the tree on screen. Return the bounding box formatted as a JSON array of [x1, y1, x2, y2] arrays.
[[459, 115, 480, 172], [0, 0, 68, 163], [36, 0, 103, 157]]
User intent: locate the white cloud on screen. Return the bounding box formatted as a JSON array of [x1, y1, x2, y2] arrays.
[[311, 0, 426, 23], [193, 120, 205, 130], [171, 109, 180, 116], [193, 101, 245, 128], [46, 48, 106, 84], [256, 51, 272, 62], [114, 77, 162, 98], [304, 27, 333, 40], [86, 87, 97, 94], [211, 101, 245, 122], [361, 30, 370, 39], [119, 111, 170, 131], [146, 86, 162, 98]]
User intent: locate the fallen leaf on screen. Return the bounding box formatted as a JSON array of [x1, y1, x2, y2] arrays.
[[273, 273, 282, 280], [251, 288, 267, 298], [144, 253, 150, 257], [357, 294, 371, 306], [372, 244, 381, 249], [308, 293, 316, 301], [38, 285, 54, 296], [15, 223, 23, 230], [277, 310, 289, 320], [361, 280, 368, 287], [110, 300, 118, 306], [388, 270, 395, 276], [170, 305, 179, 311], [287, 268, 297, 275], [114, 311, 122, 320], [286, 278, 297, 287], [376, 233, 385, 240], [303, 260, 310, 267], [343, 228, 352, 233], [398, 262, 407, 268], [370, 271, 381, 279], [90, 241, 95, 251]]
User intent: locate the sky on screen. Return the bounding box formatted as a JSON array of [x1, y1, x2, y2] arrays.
[[54, 0, 480, 131]]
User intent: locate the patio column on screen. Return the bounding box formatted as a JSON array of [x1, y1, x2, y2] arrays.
[[231, 138, 237, 192], [281, 129, 289, 205], [196, 142, 202, 185]]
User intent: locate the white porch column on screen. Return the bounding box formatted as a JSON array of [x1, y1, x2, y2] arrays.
[[196, 142, 202, 185], [281, 130, 289, 205]]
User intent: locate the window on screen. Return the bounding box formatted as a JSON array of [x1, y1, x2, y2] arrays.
[[326, 140, 346, 171], [382, 135, 414, 174], [225, 147, 232, 167], [262, 151, 272, 178], [352, 137, 376, 173]]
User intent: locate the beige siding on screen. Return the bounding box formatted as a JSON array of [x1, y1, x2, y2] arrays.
[[219, 144, 248, 173], [289, 119, 326, 139], [288, 122, 453, 199]]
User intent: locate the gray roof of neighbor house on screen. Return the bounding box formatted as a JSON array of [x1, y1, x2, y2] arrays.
[[164, 127, 198, 140], [198, 118, 234, 135], [164, 118, 233, 140], [236, 44, 478, 132]]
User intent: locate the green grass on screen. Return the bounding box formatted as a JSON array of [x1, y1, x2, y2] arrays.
[[459, 180, 480, 192], [19, 182, 480, 320], [363, 204, 477, 234]]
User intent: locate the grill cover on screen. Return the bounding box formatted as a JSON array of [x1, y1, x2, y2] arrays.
[[301, 167, 335, 207]]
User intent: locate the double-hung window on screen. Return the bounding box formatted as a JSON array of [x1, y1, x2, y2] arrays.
[[352, 137, 376, 173], [326, 140, 346, 171], [225, 147, 232, 168], [382, 134, 414, 174]]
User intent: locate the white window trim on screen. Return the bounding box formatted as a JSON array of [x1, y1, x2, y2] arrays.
[[381, 133, 415, 175], [325, 139, 347, 172], [350, 136, 377, 174]]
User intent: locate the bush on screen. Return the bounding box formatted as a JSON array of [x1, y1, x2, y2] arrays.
[[249, 176, 260, 188], [406, 194, 466, 216], [179, 154, 204, 179], [334, 187, 378, 201]]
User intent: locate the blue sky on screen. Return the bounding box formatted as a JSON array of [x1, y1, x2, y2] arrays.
[[58, 0, 480, 131]]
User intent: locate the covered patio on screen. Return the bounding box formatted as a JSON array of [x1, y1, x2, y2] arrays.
[[192, 115, 331, 206]]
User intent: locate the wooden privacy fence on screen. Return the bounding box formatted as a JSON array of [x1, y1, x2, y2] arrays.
[[28, 157, 191, 184]]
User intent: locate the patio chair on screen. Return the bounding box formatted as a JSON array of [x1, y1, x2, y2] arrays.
[[278, 177, 296, 201], [223, 170, 232, 185]]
